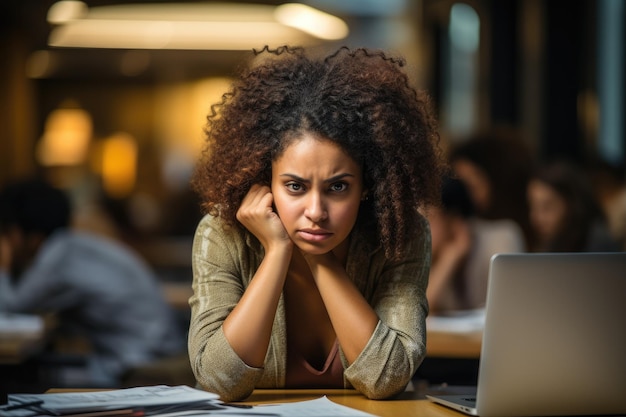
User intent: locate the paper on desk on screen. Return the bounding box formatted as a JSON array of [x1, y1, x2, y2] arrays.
[[7, 385, 219, 413], [426, 308, 485, 333], [253, 397, 378, 416], [149, 397, 379, 417], [5, 387, 379, 417]]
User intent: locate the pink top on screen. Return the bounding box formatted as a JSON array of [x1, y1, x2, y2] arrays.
[[285, 340, 344, 388]]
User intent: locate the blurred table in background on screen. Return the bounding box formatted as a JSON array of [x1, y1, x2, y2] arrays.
[[425, 309, 484, 359], [426, 329, 482, 359], [0, 313, 53, 365], [160, 282, 193, 311]]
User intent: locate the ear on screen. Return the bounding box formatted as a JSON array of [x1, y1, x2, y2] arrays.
[[361, 190, 369, 201]]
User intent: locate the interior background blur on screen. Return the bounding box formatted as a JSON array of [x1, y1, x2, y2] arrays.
[[1, 0, 625, 277]]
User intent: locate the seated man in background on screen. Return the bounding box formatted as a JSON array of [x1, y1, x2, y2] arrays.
[[0, 178, 186, 387]]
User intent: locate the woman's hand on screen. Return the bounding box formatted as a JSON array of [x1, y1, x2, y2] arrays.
[[426, 216, 472, 313], [236, 184, 292, 252], [442, 217, 472, 263], [224, 185, 293, 367]]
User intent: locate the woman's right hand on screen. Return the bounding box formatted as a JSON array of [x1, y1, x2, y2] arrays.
[[225, 185, 293, 368], [236, 184, 292, 251]]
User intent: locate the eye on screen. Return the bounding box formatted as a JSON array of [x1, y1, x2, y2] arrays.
[[285, 181, 304, 192], [329, 182, 348, 192]]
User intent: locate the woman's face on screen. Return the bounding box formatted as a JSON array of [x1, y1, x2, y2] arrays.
[[271, 133, 364, 255], [527, 179, 567, 243], [453, 159, 491, 214]]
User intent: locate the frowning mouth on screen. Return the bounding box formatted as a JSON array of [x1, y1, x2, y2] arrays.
[[297, 228, 333, 242]]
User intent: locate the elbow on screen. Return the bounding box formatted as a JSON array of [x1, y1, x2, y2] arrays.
[[356, 377, 411, 400], [196, 379, 253, 403], [348, 363, 414, 400]]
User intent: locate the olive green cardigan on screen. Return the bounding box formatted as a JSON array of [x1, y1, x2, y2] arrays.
[[188, 214, 430, 402]]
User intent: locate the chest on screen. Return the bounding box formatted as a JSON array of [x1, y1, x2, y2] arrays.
[[283, 272, 336, 370]]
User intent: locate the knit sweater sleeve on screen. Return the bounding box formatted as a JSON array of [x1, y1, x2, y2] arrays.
[[188, 214, 265, 401], [343, 215, 431, 399]]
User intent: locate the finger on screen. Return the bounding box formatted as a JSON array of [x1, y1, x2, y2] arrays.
[[237, 185, 273, 222], [245, 184, 271, 207]]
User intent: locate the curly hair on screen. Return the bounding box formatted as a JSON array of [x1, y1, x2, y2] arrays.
[[191, 46, 444, 260]]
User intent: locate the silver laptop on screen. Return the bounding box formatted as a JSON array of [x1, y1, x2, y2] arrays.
[[427, 252, 626, 417]]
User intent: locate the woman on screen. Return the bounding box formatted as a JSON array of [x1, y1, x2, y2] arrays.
[[449, 130, 533, 248], [425, 177, 524, 313], [189, 46, 445, 401], [527, 161, 620, 252]]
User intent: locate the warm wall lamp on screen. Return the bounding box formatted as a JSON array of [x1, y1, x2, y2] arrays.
[[46, 1, 349, 50], [99, 132, 138, 198], [37, 106, 93, 166]]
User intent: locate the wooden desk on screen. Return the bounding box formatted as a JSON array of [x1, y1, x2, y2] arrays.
[[0, 335, 44, 364], [235, 388, 463, 417], [426, 330, 482, 358]]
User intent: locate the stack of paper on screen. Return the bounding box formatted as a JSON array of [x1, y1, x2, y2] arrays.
[[0, 385, 379, 417], [1, 385, 221, 417]]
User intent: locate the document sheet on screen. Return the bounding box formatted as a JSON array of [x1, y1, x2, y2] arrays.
[[1, 385, 380, 417]]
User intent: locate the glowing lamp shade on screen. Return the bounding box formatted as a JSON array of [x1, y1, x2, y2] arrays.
[[37, 108, 93, 166], [101, 132, 137, 198]]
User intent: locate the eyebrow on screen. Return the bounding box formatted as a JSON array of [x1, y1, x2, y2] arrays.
[[278, 173, 355, 184]]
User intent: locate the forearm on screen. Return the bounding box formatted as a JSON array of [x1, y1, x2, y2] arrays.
[[426, 255, 459, 312], [345, 320, 424, 399], [189, 325, 264, 402], [0, 266, 56, 313], [223, 244, 291, 367], [307, 256, 378, 364], [426, 242, 468, 312]]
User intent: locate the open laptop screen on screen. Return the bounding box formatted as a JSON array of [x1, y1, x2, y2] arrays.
[[428, 252, 626, 417]]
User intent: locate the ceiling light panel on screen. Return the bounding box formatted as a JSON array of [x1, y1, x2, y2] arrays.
[[47, 2, 348, 50]]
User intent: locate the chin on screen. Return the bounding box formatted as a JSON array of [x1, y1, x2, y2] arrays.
[[295, 242, 335, 256]]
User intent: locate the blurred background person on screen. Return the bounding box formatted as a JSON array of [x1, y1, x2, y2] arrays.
[[527, 161, 621, 253], [449, 129, 534, 248], [425, 177, 525, 314], [0, 178, 186, 387], [587, 160, 626, 251]]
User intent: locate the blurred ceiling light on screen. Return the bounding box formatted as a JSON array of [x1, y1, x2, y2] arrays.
[[50, 20, 303, 50], [37, 107, 93, 166], [47, 2, 348, 50], [47, 0, 88, 24], [274, 3, 349, 40]]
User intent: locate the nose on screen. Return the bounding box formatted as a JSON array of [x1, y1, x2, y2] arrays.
[[304, 192, 327, 222]]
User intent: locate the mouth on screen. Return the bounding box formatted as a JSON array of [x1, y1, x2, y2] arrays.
[[297, 228, 333, 242]]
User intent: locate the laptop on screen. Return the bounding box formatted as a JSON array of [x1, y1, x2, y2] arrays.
[[426, 252, 626, 417]]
